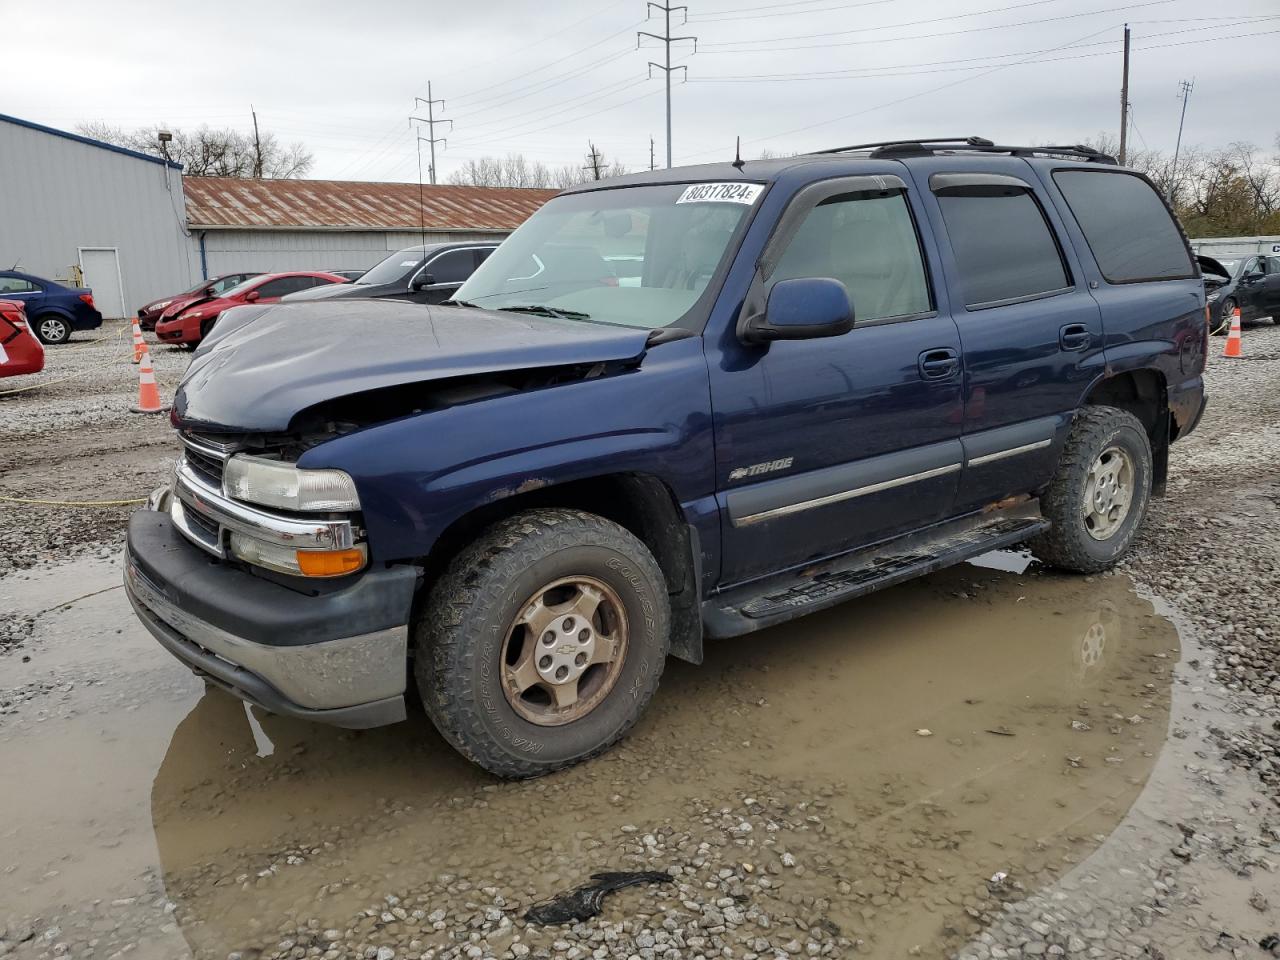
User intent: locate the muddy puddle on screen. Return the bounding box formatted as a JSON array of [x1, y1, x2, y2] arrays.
[[1, 554, 1180, 959]]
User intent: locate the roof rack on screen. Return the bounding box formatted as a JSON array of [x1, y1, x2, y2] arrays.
[[808, 137, 1117, 165]]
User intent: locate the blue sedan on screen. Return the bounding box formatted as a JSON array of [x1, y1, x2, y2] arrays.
[[0, 270, 104, 344]]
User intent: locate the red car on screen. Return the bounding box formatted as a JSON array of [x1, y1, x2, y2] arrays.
[[0, 299, 45, 378], [154, 272, 348, 346], [137, 272, 262, 330]]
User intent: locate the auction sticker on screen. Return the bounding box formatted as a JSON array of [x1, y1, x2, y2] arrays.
[[676, 182, 764, 205]]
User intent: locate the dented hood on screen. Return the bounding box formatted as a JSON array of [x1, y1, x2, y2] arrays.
[[174, 299, 650, 432]]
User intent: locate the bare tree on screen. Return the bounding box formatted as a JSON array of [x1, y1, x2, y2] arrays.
[[76, 121, 313, 178], [448, 151, 627, 189]]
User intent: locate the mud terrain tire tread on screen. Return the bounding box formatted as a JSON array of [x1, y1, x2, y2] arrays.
[[416, 508, 670, 778], [1029, 405, 1153, 574]]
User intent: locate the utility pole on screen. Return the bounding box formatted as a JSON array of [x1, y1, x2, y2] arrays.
[[1118, 24, 1130, 166], [639, 2, 696, 169], [650, 136, 656, 171], [251, 105, 263, 178], [410, 82, 450, 185], [584, 142, 604, 181], [1170, 78, 1194, 202], [414, 135, 440, 249]]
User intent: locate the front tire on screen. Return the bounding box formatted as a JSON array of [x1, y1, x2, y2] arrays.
[[1029, 406, 1153, 574], [1212, 297, 1237, 335], [416, 508, 670, 778], [34, 315, 71, 344]]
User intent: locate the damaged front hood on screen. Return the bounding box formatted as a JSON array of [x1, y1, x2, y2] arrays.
[[174, 300, 651, 432]]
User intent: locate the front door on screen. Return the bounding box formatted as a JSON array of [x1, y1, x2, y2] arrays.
[[707, 175, 964, 585], [406, 249, 482, 304]]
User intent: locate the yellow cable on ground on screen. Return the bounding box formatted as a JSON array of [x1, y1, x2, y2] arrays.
[[0, 494, 147, 507], [0, 372, 84, 396]]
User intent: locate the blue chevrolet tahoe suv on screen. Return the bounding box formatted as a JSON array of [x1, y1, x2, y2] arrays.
[[124, 138, 1208, 777]]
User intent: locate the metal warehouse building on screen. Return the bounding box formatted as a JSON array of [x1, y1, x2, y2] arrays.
[[183, 177, 557, 278], [0, 113, 194, 319], [1, 113, 557, 317]]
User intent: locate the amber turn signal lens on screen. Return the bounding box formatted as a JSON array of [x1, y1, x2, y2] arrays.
[[295, 548, 366, 577]]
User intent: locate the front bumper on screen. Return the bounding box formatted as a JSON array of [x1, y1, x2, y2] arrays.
[[124, 510, 418, 728]]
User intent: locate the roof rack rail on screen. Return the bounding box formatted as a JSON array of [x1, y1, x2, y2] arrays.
[[810, 136, 992, 155], [808, 138, 1117, 165]]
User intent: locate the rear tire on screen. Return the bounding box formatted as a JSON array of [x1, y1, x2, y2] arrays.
[[1029, 406, 1153, 574], [34, 315, 71, 344], [416, 508, 670, 778]]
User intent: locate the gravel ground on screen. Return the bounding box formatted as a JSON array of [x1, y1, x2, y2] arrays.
[[2, 320, 1279, 960]]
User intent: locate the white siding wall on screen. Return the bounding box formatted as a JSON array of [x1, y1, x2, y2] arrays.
[[0, 120, 197, 316], [199, 229, 509, 276]]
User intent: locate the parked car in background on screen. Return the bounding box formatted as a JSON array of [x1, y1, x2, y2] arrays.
[[326, 269, 367, 281], [1203, 253, 1280, 332], [0, 299, 44, 377], [0, 271, 102, 344], [137, 273, 261, 330], [282, 242, 497, 305], [154, 271, 348, 346]]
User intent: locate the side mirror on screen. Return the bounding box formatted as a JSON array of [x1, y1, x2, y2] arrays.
[[410, 273, 435, 292], [740, 277, 854, 344], [1244, 270, 1264, 281], [244, 290, 260, 302]]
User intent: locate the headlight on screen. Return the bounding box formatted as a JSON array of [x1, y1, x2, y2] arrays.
[[229, 532, 366, 577], [184, 309, 207, 319], [154, 299, 171, 310], [1207, 291, 1221, 302], [223, 454, 361, 511]]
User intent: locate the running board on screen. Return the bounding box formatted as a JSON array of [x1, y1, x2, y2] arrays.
[[703, 506, 1049, 638]]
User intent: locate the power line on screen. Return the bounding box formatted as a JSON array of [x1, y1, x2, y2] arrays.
[[685, 18, 1278, 82], [690, 0, 892, 23], [639, 1, 697, 168]]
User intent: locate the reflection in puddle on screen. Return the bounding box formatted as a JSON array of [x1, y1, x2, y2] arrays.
[[3, 562, 1177, 959]]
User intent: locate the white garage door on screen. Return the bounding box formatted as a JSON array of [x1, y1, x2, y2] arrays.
[[78, 248, 126, 319]]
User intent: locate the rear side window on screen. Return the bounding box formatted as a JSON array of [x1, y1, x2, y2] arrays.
[[1053, 170, 1194, 283], [423, 250, 475, 285], [934, 187, 1069, 308]]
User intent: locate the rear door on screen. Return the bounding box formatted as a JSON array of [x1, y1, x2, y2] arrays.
[[708, 173, 965, 585], [908, 156, 1106, 514], [0, 274, 44, 311]]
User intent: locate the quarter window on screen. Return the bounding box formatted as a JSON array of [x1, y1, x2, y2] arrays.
[[1053, 170, 1194, 283], [935, 188, 1069, 308], [771, 190, 932, 321]]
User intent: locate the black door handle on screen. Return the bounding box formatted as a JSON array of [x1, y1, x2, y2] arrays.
[[1060, 324, 1091, 351], [918, 348, 960, 380]]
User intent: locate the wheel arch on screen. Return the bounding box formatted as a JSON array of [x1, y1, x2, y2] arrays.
[[415, 471, 704, 665], [1081, 367, 1169, 496]]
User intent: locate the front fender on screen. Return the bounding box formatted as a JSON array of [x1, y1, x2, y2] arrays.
[[300, 336, 716, 565]]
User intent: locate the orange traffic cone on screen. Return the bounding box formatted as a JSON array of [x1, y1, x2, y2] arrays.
[[131, 319, 146, 364], [132, 348, 166, 413], [1223, 307, 1243, 358]]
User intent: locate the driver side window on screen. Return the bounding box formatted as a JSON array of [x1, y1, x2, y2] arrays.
[[771, 190, 932, 322]]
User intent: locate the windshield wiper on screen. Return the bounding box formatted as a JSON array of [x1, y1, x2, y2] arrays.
[[498, 304, 591, 320], [441, 298, 478, 307]]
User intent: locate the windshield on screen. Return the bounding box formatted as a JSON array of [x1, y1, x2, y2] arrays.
[[454, 182, 762, 329], [1218, 259, 1241, 275], [357, 247, 426, 286]]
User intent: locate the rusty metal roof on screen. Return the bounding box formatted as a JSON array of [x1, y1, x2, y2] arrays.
[[183, 176, 559, 232]]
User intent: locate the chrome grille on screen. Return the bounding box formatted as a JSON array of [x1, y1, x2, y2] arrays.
[[179, 433, 238, 490]]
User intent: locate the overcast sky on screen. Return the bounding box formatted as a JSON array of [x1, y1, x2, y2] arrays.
[[5, 0, 1278, 182]]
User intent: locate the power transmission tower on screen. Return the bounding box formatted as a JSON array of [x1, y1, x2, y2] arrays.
[[1170, 79, 1194, 202], [410, 82, 451, 185], [251, 105, 263, 178], [584, 142, 604, 181], [1117, 24, 1131, 165], [639, 2, 696, 169]]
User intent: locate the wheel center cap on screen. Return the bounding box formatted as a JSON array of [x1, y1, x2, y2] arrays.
[[536, 616, 595, 684]]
